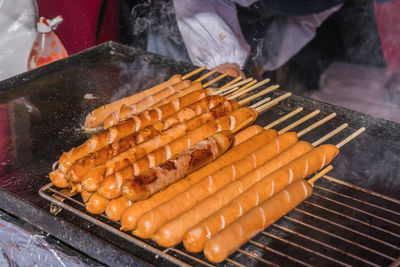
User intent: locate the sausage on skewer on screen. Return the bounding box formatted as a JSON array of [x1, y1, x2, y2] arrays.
[[86, 193, 110, 214], [85, 74, 182, 129], [103, 80, 195, 128], [105, 197, 132, 222], [203, 179, 313, 263]]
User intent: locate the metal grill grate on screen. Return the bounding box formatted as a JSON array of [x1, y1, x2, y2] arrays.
[[39, 175, 400, 266]]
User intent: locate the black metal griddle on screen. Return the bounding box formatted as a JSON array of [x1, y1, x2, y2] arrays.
[[0, 42, 399, 266]]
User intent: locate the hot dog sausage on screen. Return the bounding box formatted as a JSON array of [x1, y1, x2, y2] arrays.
[[104, 80, 195, 128], [105, 197, 132, 221], [119, 128, 277, 231], [156, 141, 313, 248], [133, 131, 297, 239], [49, 169, 70, 188], [203, 179, 313, 263], [84, 74, 182, 129], [121, 131, 234, 201], [85, 193, 110, 214], [233, 125, 263, 146], [67, 126, 159, 183], [185, 144, 338, 253]]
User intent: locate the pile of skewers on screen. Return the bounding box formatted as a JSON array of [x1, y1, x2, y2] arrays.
[[48, 66, 365, 263]]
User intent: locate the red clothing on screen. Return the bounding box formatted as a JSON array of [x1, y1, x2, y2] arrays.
[[374, 0, 400, 70], [36, 0, 120, 55]]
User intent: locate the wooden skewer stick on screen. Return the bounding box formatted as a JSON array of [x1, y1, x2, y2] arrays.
[[312, 123, 348, 147], [218, 76, 242, 91], [216, 78, 254, 94], [245, 97, 271, 108], [336, 127, 366, 149], [224, 80, 257, 97], [308, 165, 333, 186], [228, 78, 271, 100], [203, 73, 229, 88], [297, 113, 337, 137], [221, 80, 257, 97], [228, 79, 269, 100], [260, 108, 300, 131], [193, 68, 218, 83], [256, 92, 292, 114], [231, 117, 254, 134], [249, 96, 272, 109], [218, 86, 239, 96], [278, 110, 320, 135], [232, 79, 267, 96], [264, 108, 303, 130], [182, 66, 207, 80], [238, 85, 280, 106]]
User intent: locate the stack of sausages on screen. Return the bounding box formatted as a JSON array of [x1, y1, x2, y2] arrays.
[[49, 72, 263, 217], [48, 71, 340, 263]]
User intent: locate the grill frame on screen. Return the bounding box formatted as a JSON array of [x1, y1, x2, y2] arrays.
[[39, 174, 400, 266]]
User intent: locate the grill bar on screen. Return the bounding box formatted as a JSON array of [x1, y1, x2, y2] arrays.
[[282, 215, 389, 265], [262, 231, 352, 266], [312, 192, 400, 229], [295, 207, 398, 257], [248, 240, 312, 266], [314, 185, 400, 216], [39, 174, 400, 266]]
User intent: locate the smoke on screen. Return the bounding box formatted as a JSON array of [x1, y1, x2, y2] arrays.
[[110, 60, 169, 103]]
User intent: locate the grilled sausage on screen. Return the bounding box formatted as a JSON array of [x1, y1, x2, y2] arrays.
[[133, 132, 297, 239], [84, 74, 182, 129], [103, 80, 195, 128], [203, 180, 313, 263], [85, 193, 109, 214], [232, 125, 263, 146], [121, 131, 234, 201], [155, 141, 313, 248], [49, 169, 70, 188], [119, 128, 277, 231], [105, 197, 132, 221]]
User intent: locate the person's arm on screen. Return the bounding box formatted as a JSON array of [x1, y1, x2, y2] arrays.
[[173, 0, 250, 76]]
